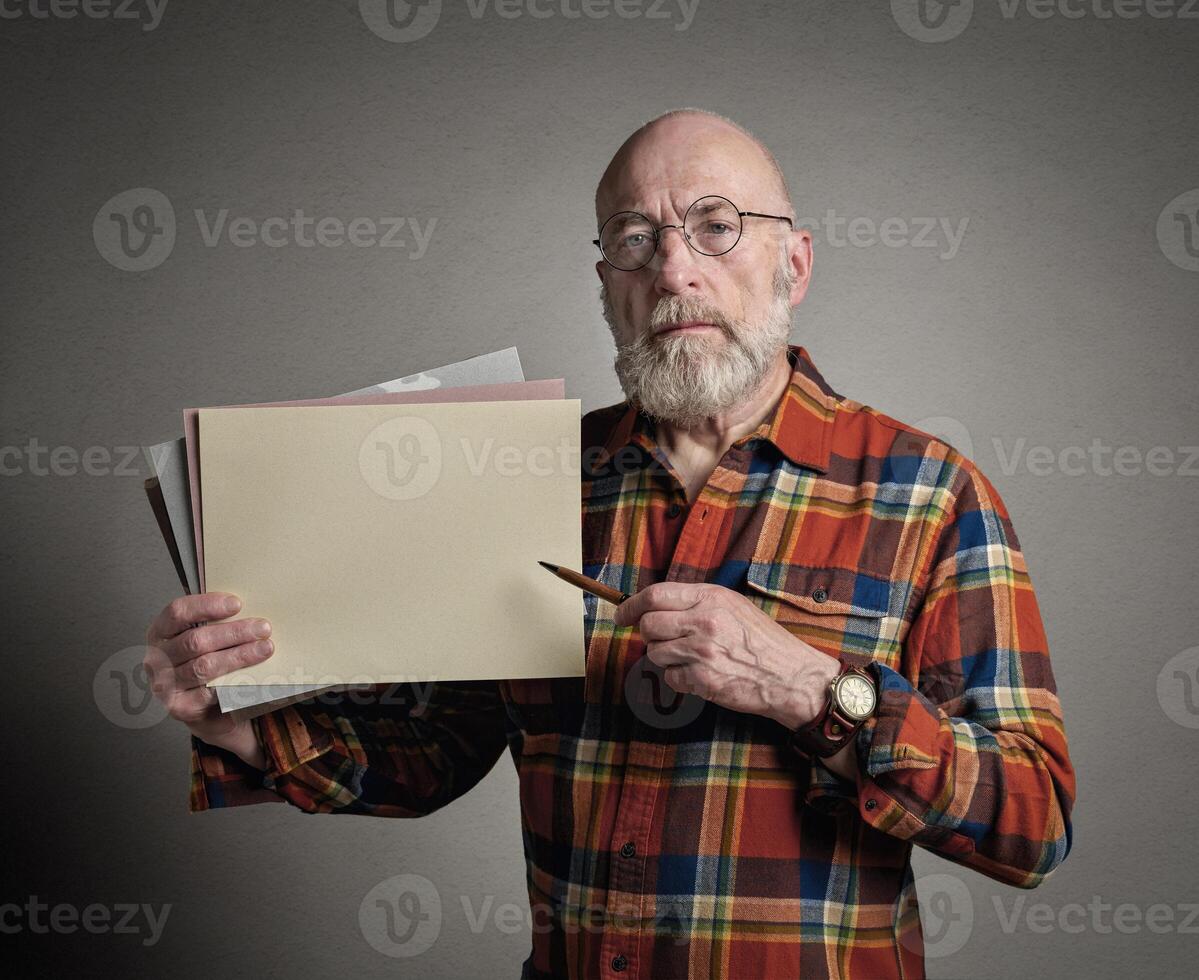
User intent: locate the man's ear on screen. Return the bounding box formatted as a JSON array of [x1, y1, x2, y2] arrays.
[[787, 228, 813, 307], [595, 260, 606, 283]]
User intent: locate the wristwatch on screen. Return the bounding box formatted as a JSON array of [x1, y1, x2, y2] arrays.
[[787, 660, 879, 759]]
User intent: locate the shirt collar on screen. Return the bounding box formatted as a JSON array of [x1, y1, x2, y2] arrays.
[[596, 344, 838, 474]]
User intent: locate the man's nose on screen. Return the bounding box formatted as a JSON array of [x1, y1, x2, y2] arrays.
[[650, 225, 701, 294]]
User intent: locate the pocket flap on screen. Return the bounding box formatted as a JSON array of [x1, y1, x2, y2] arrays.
[[745, 562, 890, 618]]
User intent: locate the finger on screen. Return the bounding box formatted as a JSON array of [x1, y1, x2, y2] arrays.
[[638, 610, 694, 642], [664, 663, 714, 700], [174, 638, 275, 692], [151, 593, 243, 642], [613, 582, 706, 628], [163, 616, 272, 668], [166, 683, 222, 727], [142, 642, 176, 697], [644, 640, 693, 668]]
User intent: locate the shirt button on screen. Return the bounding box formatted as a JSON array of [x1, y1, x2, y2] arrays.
[[812, 587, 828, 604], [865, 798, 877, 811], [666, 502, 682, 519], [611, 954, 628, 971], [619, 841, 636, 858]]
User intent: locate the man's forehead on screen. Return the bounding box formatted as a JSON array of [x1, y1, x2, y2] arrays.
[[596, 122, 776, 221], [600, 187, 748, 220], [598, 166, 763, 221]]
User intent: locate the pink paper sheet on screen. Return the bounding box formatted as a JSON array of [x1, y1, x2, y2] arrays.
[[184, 379, 566, 592]]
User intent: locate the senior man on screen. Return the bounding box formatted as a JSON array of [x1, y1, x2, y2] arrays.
[[145, 108, 1076, 978]]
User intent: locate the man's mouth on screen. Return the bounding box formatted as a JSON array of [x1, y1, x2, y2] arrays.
[[654, 320, 720, 336]]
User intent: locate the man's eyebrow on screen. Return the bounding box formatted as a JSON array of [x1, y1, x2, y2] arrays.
[[605, 199, 733, 227], [602, 212, 652, 231]]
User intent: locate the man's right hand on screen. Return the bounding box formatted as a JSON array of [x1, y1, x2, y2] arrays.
[[144, 592, 275, 770]]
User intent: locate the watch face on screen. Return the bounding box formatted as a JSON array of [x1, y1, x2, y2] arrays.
[[835, 673, 877, 720]]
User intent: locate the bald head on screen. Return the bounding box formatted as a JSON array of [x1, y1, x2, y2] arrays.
[[594, 108, 794, 225]]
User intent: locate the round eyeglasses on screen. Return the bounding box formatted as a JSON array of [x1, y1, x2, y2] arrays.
[[593, 195, 793, 272]]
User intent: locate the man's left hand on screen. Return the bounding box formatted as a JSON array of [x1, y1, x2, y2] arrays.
[[612, 581, 840, 732]]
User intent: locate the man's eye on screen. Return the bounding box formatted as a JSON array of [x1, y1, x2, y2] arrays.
[[622, 233, 650, 247], [704, 222, 733, 236]]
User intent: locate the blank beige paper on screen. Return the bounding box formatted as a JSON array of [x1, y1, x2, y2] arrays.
[[199, 398, 584, 687]]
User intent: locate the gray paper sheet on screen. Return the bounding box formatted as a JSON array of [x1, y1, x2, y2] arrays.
[[144, 438, 200, 596]]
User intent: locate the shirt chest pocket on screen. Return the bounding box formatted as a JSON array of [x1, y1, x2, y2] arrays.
[[743, 562, 899, 667]]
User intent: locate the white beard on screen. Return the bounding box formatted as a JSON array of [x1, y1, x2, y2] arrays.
[[601, 258, 796, 429]]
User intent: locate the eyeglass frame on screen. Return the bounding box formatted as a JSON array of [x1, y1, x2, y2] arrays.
[[592, 194, 795, 271]]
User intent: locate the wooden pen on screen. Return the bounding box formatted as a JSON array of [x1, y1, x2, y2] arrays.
[[537, 560, 632, 605]]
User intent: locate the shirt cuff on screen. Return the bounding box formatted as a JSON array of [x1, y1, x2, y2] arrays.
[[250, 705, 338, 785], [856, 662, 940, 776], [802, 751, 859, 816], [189, 733, 282, 812], [848, 662, 975, 857], [188, 705, 338, 811]]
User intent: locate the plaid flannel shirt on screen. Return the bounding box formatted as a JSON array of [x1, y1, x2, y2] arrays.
[[189, 344, 1076, 979]]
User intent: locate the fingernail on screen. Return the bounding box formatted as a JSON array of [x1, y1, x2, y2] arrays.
[[252, 619, 272, 638], [224, 595, 242, 613], [256, 639, 273, 656]]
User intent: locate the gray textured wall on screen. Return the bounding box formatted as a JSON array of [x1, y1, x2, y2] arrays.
[[2, 1, 1197, 977]]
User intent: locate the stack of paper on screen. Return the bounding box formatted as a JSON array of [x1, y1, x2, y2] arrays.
[[142, 349, 584, 718]]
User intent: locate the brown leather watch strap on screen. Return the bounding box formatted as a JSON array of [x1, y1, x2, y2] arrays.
[[787, 661, 876, 759]]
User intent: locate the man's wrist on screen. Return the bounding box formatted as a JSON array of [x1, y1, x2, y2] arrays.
[[200, 722, 268, 772], [786, 659, 879, 764], [821, 738, 860, 782], [238, 738, 268, 772], [769, 652, 841, 731]]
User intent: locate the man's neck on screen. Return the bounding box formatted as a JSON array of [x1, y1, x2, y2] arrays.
[[652, 348, 793, 503]]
